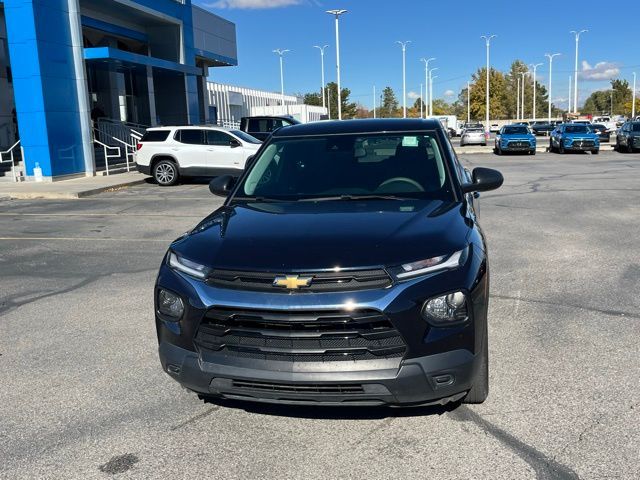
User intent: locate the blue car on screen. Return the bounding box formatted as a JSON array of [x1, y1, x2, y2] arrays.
[[550, 124, 600, 154], [494, 125, 536, 155]]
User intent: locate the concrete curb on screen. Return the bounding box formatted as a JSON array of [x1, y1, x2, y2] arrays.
[[0, 177, 147, 200]]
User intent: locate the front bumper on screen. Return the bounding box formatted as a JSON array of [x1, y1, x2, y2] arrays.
[[564, 143, 598, 151], [501, 142, 535, 151], [155, 245, 489, 406]]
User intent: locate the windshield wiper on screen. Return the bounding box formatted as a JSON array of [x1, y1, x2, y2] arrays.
[[231, 196, 287, 203], [298, 194, 411, 202]]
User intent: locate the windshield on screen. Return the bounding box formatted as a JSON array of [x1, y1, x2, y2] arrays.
[[503, 126, 528, 134], [632, 123, 640, 132], [233, 133, 454, 201], [565, 125, 589, 134], [230, 130, 262, 144], [467, 128, 483, 133]]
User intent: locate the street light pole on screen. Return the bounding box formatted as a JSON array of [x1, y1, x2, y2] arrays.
[[429, 68, 438, 116], [516, 77, 520, 120], [420, 83, 423, 118], [568, 76, 572, 113], [420, 57, 436, 118], [313, 45, 329, 110], [326, 9, 347, 120], [520, 71, 527, 121], [633, 72, 637, 119], [374, 86, 378, 118], [545, 53, 561, 124], [396, 41, 411, 118], [467, 81, 471, 123], [481, 35, 497, 134], [530, 63, 542, 120], [272, 49, 290, 110], [570, 29, 587, 114]]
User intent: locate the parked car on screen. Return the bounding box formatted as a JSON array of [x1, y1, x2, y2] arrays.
[[239, 115, 300, 141], [494, 125, 536, 155], [615, 121, 640, 153], [549, 124, 600, 154], [155, 118, 503, 406], [589, 124, 610, 143], [135, 126, 262, 186], [460, 127, 487, 146], [530, 121, 555, 136], [489, 124, 500, 133]]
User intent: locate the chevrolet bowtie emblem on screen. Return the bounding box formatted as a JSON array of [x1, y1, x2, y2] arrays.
[[273, 275, 313, 289]]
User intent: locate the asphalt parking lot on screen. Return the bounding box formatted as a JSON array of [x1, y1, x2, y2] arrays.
[[1, 149, 639, 479]]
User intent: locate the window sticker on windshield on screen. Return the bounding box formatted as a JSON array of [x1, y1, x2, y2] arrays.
[[402, 136, 419, 147]]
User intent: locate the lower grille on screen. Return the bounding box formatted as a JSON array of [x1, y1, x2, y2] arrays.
[[230, 379, 365, 395], [572, 140, 594, 147], [196, 308, 407, 362], [507, 141, 530, 148]]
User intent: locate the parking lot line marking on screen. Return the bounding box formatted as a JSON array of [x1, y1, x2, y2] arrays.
[[0, 236, 171, 242]]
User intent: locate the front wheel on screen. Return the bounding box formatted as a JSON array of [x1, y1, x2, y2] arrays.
[[153, 159, 179, 186], [559, 141, 565, 154], [628, 143, 634, 154], [549, 140, 555, 153], [592, 149, 599, 155], [529, 150, 536, 155]]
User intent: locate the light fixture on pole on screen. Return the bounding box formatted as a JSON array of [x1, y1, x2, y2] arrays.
[[545, 53, 561, 124], [530, 63, 542, 120], [633, 72, 637, 119], [520, 71, 527, 121], [481, 35, 497, 134], [570, 29, 587, 114], [428, 68, 438, 116], [396, 41, 411, 118], [313, 45, 329, 111], [467, 81, 471, 123], [420, 57, 436, 118], [326, 9, 347, 120], [272, 49, 290, 109]]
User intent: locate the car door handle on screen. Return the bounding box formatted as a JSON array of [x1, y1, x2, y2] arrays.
[[207, 148, 214, 151]]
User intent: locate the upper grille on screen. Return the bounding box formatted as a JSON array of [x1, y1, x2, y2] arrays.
[[205, 268, 392, 293], [195, 308, 407, 362]]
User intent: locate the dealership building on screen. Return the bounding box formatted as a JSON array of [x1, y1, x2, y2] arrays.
[[0, 0, 238, 181]]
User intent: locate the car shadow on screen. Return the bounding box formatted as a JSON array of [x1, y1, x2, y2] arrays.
[[199, 395, 462, 419]]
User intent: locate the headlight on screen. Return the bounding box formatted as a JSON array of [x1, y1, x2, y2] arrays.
[[157, 288, 184, 319], [422, 291, 468, 325], [391, 248, 466, 280], [168, 251, 210, 279]]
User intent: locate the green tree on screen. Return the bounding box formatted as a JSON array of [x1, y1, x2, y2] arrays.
[[303, 83, 357, 119], [581, 79, 633, 117], [469, 67, 508, 121], [378, 86, 400, 118], [303, 92, 322, 106]]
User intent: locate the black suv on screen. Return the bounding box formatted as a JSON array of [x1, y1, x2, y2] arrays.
[[155, 119, 503, 407], [615, 121, 640, 153], [239, 115, 300, 141]]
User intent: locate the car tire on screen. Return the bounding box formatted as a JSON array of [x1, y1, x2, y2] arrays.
[[549, 140, 555, 153], [153, 159, 179, 186], [495, 146, 501, 155], [529, 150, 536, 155], [463, 330, 489, 404], [559, 141, 565, 154], [628, 143, 634, 154], [592, 149, 599, 155], [482, 143, 486, 147]]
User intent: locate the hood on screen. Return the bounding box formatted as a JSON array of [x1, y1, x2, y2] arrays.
[[501, 134, 534, 140], [171, 200, 471, 271], [564, 131, 597, 139]]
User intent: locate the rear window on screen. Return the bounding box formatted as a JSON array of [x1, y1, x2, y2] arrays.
[[176, 129, 205, 145], [141, 130, 170, 142]]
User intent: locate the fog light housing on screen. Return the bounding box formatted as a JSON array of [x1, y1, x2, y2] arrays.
[[158, 288, 184, 319], [422, 291, 468, 325]]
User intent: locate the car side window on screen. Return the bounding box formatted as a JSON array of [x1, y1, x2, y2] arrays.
[[177, 129, 205, 145], [207, 130, 233, 146]]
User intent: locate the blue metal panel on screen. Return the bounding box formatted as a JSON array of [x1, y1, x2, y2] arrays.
[[81, 16, 148, 42], [193, 48, 237, 67], [4, 0, 86, 177], [84, 47, 202, 75]]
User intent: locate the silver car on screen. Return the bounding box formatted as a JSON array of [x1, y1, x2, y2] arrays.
[[460, 127, 487, 146]]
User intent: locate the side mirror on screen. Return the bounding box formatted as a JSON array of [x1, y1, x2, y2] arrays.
[[230, 139, 241, 148], [461, 167, 503, 194], [209, 174, 236, 197]]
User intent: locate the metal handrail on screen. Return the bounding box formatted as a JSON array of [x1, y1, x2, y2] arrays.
[[110, 136, 136, 172], [94, 138, 121, 176], [0, 140, 21, 182]]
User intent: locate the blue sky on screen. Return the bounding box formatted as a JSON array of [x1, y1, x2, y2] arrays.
[[196, 0, 640, 109]]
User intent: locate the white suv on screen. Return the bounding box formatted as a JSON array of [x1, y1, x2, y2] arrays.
[[135, 126, 261, 186]]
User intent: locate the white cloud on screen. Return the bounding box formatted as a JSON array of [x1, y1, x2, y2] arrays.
[[407, 91, 420, 100], [579, 60, 620, 81], [203, 0, 302, 9], [444, 89, 455, 97]]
